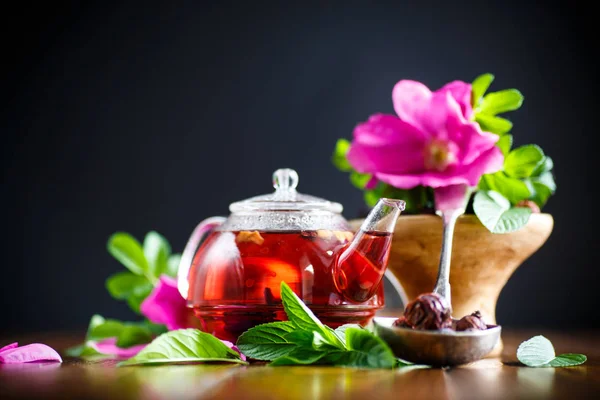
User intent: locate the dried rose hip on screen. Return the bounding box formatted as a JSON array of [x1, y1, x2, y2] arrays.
[[392, 316, 412, 329], [403, 292, 452, 330], [515, 200, 540, 213], [455, 311, 487, 331]]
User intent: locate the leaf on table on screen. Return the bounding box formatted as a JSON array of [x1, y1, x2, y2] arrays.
[[118, 329, 247, 366], [544, 354, 587, 367], [280, 282, 345, 349], [236, 322, 298, 361], [517, 335, 556, 367], [320, 328, 396, 369]]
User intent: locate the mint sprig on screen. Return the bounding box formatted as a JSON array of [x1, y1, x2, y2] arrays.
[[236, 282, 412, 369], [118, 329, 247, 367], [517, 335, 587, 368]]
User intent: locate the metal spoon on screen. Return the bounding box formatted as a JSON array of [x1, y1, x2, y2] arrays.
[[374, 184, 501, 366]]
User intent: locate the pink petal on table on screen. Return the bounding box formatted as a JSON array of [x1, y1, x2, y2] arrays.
[[0, 343, 62, 364], [90, 338, 147, 358], [221, 340, 247, 361], [0, 342, 19, 353]]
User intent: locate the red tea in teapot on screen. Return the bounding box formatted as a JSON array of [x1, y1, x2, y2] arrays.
[[187, 229, 390, 342]]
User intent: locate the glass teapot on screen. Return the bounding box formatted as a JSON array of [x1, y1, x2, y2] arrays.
[[178, 168, 405, 341]]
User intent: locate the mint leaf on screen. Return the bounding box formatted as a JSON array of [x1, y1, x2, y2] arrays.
[[480, 172, 531, 204], [107, 233, 150, 277], [332, 139, 353, 172], [270, 346, 329, 366], [143, 231, 171, 279], [545, 354, 587, 367], [236, 322, 297, 361], [479, 89, 524, 115], [350, 172, 372, 189], [106, 271, 150, 300], [166, 254, 182, 278], [65, 344, 101, 357], [280, 282, 344, 349], [471, 73, 494, 107], [504, 145, 545, 178], [116, 325, 154, 348], [118, 329, 247, 366], [496, 134, 513, 156], [474, 191, 532, 233], [517, 335, 556, 367], [321, 328, 396, 368], [475, 114, 513, 135], [88, 319, 126, 341]]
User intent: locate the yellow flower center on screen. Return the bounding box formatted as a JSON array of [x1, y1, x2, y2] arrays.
[[423, 140, 456, 172]]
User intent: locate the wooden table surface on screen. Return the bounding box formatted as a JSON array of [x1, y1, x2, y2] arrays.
[[1, 330, 599, 400]]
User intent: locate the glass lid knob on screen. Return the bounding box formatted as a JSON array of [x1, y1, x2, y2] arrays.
[[273, 168, 299, 192]]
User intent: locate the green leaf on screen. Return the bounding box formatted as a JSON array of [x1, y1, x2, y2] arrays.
[[473, 191, 532, 233], [496, 134, 513, 156], [479, 89, 524, 116], [236, 322, 298, 361], [517, 335, 556, 367], [475, 114, 513, 135], [545, 354, 587, 367], [126, 283, 154, 314], [118, 329, 247, 366], [65, 344, 102, 357], [480, 172, 531, 204], [504, 145, 545, 178], [88, 319, 126, 341], [116, 325, 154, 348], [332, 139, 353, 172], [105, 271, 150, 300], [350, 172, 372, 190], [280, 282, 344, 349], [270, 346, 329, 366], [107, 233, 150, 277], [527, 172, 556, 208], [320, 328, 396, 369], [166, 254, 182, 278], [471, 73, 494, 107], [532, 156, 554, 176], [143, 231, 171, 278]]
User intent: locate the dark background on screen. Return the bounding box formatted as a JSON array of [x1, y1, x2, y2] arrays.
[[1, 1, 597, 333]]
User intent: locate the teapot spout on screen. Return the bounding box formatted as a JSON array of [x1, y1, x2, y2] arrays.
[[333, 198, 405, 304]]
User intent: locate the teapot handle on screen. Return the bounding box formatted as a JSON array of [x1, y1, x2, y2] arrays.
[[177, 216, 226, 299]]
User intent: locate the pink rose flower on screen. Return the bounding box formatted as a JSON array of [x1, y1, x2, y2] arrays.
[[347, 80, 503, 189], [0, 342, 62, 364], [141, 275, 202, 331]]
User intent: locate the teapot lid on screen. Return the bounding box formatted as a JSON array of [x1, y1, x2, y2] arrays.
[[229, 168, 343, 213]]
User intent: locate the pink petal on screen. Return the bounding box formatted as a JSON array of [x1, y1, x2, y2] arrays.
[[437, 81, 473, 119], [445, 111, 499, 165], [375, 146, 503, 189], [220, 340, 247, 361], [392, 80, 433, 131], [0, 342, 19, 353], [0, 343, 62, 364], [347, 114, 426, 175], [141, 275, 201, 330], [90, 338, 147, 358]]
